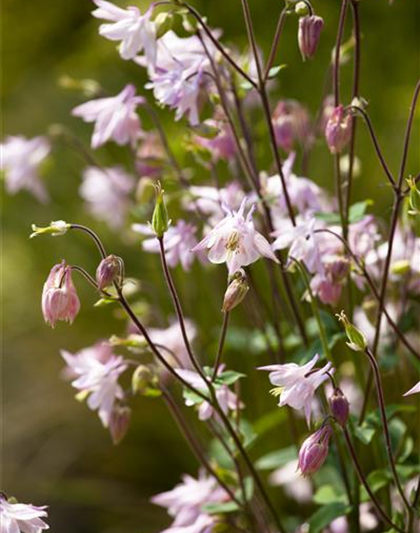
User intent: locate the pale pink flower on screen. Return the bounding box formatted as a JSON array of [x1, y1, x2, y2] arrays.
[[72, 85, 144, 149], [187, 182, 247, 224], [151, 470, 229, 532], [92, 0, 157, 63], [192, 198, 278, 275], [272, 215, 324, 274], [61, 342, 128, 427], [132, 220, 201, 271], [0, 495, 49, 533], [325, 105, 352, 154], [403, 381, 420, 396], [80, 166, 134, 229], [272, 101, 312, 151], [310, 256, 349, 306], [194, 119, 236, 161], [1, 135, 50, 202], [269, 459, 313, 503], [175, 366, 242, 422], [258, 354, 333, 425], [42, 261, 80, 328]]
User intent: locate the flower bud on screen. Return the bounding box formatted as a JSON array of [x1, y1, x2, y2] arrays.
[[298, 424, 333, 475], [132, 364, 159, 395], [325, 105, 352, 154], [295, 1, 310, 16], [151, 182, 169, 238], [222, 271, 249, 312], [406, 177, 420, 216], [336, 310, 368, 351], [109, 406, 131, 445], [298, 15, 324, 61], [329, 388, 349, 426], [96, 255, 121, 290], [42, 261, 80, 328], [30, 220, 69, 238]]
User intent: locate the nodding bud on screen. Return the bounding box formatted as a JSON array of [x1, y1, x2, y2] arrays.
[[222, 270, 249, 313], [42, 261, 80, 328], [151, 182, 169, 238], [325, 105, 352, 154], [109, 406, 131, 445], [336, 310, 368, 352], [298, 424, 333, 476], [329, 388, 350, 426], [132, 365, 159, 395], [96, 255, 121, 290], [406, 177, 420, 217], [30, 220, 70, 239], [298, 15, 324, 61]]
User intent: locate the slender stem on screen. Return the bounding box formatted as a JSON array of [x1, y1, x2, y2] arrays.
[[70, 224, 107, 258], [333, 0, 349, 107], [397, 79, 420, 190], [364, 348, 412, 515], [408, 477, 420, 532], [212, 312, 230, 380], [263, 8, 288, 81], [343, 427, 405, 533], [161, 387, 242, 506]]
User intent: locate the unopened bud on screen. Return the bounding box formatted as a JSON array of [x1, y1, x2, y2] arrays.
[[329, 388, 349, 426], [30, 220, 69, 239], [132, 365, 155, 395], [406, 178, 420, 216], [336, 310, 368, 351], [222, 271, 249, 312], [295, 2, 310, 16], [325, 105, 352, 154], [109, 406, 131, 445], [298, 15, 324, 61], [151, 182, 169, 238], [96, 255, 121, 290], [298, 424, 333, 476]]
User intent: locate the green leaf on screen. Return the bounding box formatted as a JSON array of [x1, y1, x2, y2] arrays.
[[182, 388, 208, 406], [308, 503, 352, 533], [348, 200, 374, 223], [267, 64, 287, 78], [360, 469, 391, 500], [313, 485, 346, 505], [94, 297, 118, 307], [202, 501, 240, 514], [235, 476, 254, 503], [214, 370, 246, 387], [239, 419, 258, 450], [314, 211, 341, 224], [255, 446, 297, 470]]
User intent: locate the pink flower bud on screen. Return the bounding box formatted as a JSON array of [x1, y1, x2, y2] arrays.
[[298, 15, 324, 61], [42, 261, 80, 328], [298, 425, 333, 476], [325, 105, 352, 154], [96, 255, 121, 290], [272, 100, 312, 151], [222, 271, 249, 312], [329, 388, 350, 426], [109, 406, 131, 445]]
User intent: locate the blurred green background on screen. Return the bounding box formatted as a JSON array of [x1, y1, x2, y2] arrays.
[[2, 0, 419, 531]]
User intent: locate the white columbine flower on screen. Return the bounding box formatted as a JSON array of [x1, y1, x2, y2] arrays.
[[258, 354, 333, 426], [92, 0, 157, 64], [1, 135, 50, 202], [192, 198, 279, 275], [0, 494, 49, 533], [80, 166, 134, 229], [72, 84, 144, 149], [60, 342, 128, 427]]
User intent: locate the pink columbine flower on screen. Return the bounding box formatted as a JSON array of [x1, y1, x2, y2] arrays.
[[92, 0, 157, 63], [298, 424, 333, 475], [42, 261, 80, 328], [151, 470, 230, 532], [258, 354, 333, 426], [80, 166, 134, 229], [325, 105, 352, 154], [271, 215, 324, 275], [60, 342, 128, 427], [272, 101, 312, 152], [1, 135, 50, 202], [403, 381, 420, 396], [72, 85, 144, 149], [298, 15, 324, 61], [194, 119, 236, 161], [132, 220, 201, 271], [0, 494, 49, 533], [192, 198, 279, 275], [175, 367, 243, 422]]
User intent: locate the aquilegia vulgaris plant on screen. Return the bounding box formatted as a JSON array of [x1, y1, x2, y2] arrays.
[[2, 0, 420, 532]]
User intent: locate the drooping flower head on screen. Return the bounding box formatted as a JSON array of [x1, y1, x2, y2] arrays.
[[60, 342, 128, 428], [192, 198, 279, 275], [1, 135, 50, 202], [80, 166, 134, 229], [298, 424, 333, 475], [298, 15, 324, 61], [325, 105, 352, 154], [92, 0, 157, 63], [72, 85, 144, 149], [42, 261, 80, 328], [0, 494, 49, 533], [258, 354, 333, 426]]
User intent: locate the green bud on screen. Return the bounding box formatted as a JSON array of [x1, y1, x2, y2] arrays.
[[406, 178, 420, 216], [337, 311, 368, 352], [132, 365, 159, 395], [30, 220, 70, 238], [295, 1, 310, 16], [151, 182, 169, 238]]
